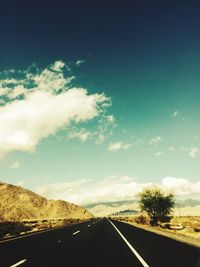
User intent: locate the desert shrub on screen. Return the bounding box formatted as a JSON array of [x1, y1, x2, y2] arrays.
[[0, 222, 32, 238], [159, 214, 172, 223], [135, 214, 150, 225]]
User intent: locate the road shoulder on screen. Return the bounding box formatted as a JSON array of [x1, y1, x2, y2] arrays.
[[115, 219, 200, 249]]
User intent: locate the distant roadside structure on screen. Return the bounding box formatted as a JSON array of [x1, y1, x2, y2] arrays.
[[173, 206, 200, 217], [109, 209, 139, 217], [174, 199, 200, 217]]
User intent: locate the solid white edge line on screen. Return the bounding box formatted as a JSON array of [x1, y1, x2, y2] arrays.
[[108, 219, 149, 267], [10, 259, 27, 267], [73, 230, 80, 235]]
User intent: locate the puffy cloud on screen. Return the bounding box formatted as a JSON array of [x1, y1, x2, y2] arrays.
[[188, 147, 199, 159], [0, 61, 112, 156], [179, 146, 199, 159], [155, 152, 163, 157], [50, 61, 65, 71], [68, 114, 116, 144], [149, 136, 162, 145], [32, 68, 74, 93], [162, 177, 200, 196], [8, 85, 27, 99], [108, 142, 132, 152], [69, 128, 91, 142], [75, 59, 86, 66], [172, 110, 180, 118], [95, 134, 105, 145], [106, 115, 115, 123]]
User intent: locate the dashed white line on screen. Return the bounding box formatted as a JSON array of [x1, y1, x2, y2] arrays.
[[108, 219, 149, 267], [72, 230, 80, 235], [10, 259, 27, 267]]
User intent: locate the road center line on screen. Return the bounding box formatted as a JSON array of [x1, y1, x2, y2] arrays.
[[108, 219, 149, 267], [10, 259, 27, 267], [72, 230, 80, 235]]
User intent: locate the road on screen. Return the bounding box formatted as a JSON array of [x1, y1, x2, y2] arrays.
[[0, 218, 200, 267]]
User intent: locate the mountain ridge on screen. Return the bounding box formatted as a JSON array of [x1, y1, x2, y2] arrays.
[[0, 182, 93, 221]]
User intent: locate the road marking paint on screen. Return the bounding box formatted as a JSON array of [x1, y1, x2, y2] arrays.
[[72, 230, 80, 235], [10, 259, 27, 267], [87, 224, 90, 227], [108, 219, 149, 267], [0, 220, 93, 244]]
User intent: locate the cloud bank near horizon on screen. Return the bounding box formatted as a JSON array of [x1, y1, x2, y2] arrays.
[[35, 176, 200, 206]]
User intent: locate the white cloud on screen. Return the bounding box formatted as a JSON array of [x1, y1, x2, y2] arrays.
[[75, 59, 86, 66], [50, 61, 65, 71], [149, 136, 162, 145], [36, 176, 147, 205], [155, 152, 163, 157], [0, 61, 112, 156], [108, 142, 132, 152], [162, 177, 200, 196], [188, 147, 199, 159], [8, 85, 27, 99], [0, 89, 107, 154], [68, 114, 116, 145], [69, 129, 91, 142], [172, 110, 180, 118], [32, 68, 74, 93], [106, 115, 115, 123], [179, 146, 199, 159], [95, 134, 105, 145], [35, 176, 200, 207]]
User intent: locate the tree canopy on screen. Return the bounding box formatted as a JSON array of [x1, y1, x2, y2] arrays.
[[137, 186, 175, 225]]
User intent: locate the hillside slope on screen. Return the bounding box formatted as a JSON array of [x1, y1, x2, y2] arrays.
[[0, 182, 93, 221]]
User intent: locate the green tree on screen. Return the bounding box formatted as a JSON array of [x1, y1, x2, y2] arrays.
[[137, 186, 175, 225]]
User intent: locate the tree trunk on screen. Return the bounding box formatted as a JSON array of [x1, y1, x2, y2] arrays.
[[151, 215, 158, 225]]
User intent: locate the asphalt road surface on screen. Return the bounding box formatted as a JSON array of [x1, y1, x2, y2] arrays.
[[0, 218, 200, 267]]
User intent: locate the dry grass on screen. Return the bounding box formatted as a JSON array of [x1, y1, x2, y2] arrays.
[[171, 216, 200, 229]]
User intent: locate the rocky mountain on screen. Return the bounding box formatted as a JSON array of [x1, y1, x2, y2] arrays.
[[0, 182, 93, 221], [177, 199, 200, 207], [86, 200, 139, 217]]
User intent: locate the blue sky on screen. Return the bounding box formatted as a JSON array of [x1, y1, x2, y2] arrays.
[[0, 1, 200, 206]]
